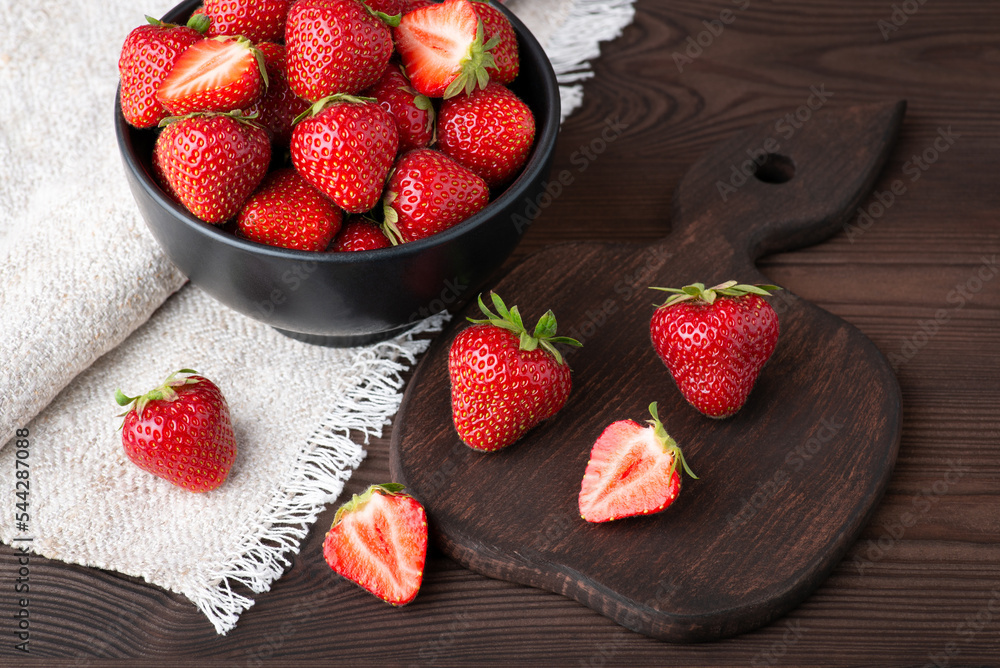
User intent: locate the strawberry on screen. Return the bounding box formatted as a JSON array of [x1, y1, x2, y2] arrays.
[[364, 64, 436, 153], [382, 148, 488, 243], [157, 36, 268, 116], [471, 0, 518, 85], [202, 0, 291, 42], [449, 293, 581, 451], [402, 0, 439, 11], [244, 42, 311, 146], [393, 0, 498, 98], [437, 82, 534, 186], [285, 0, 397, 102], [649, 281, 781, 419], [115, 369, 237, 493], [362, 0, 404, 15], [291, 95, 399, 213], [153, 111, 271, 224], [330, 217, 393, 251], [237, 168, 342, 251], [323, 483, 428, 605], [578, 402, 697, 523], [118, 15, 207, 128]]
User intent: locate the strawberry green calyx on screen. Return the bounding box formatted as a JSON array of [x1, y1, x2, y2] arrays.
[[646, 402, 698, 480], [468, 292, 582, 365], [114, 369, 202, 422], [293, 93, 377, 124], [650, 280, 782, 308], [186, 12, 210, 33], [333, 483, 407, 525], [360, 1, 402, 27], [158, 109, 262, 129], [443, 19, 499, 98]]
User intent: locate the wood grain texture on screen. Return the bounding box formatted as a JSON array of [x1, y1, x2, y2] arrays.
[[3, 0, 1000, 664]]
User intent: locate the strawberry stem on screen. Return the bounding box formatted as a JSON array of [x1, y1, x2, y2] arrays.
[[467, 292, 581, 365], [650, 281, 781, 309], [333, 483, 408, 525], [114, 369, 201, 421], [646, 402, 698, 480]]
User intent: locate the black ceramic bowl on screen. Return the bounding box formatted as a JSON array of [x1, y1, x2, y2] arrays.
[[116, 0, 559, 346]]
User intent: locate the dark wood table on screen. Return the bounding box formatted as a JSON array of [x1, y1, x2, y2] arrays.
[[4, 0, 999, 664]]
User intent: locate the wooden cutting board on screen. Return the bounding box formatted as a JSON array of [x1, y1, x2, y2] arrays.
[[389, 101, 906, 642]]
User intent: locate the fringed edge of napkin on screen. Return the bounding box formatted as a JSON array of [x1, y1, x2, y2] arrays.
[[550, 0, 637, 120], [184, 314, 449, 635]]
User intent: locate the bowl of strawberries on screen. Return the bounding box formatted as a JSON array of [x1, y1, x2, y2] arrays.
[[115, 0, 559, 346]]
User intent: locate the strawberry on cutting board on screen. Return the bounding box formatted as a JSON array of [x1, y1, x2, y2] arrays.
[[237, 168, 342, 251], [156, 36, 268, 116], [115, 369, 237, 493], [153, 111, 271, 224], [449, 292, 581, 451], [323, 483, 428, 606], [578, 402, 697, 523], [649, 281, 781, 419], [393, 0, 498, 98]]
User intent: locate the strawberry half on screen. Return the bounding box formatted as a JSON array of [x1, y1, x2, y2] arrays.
[[203, 0, 291, 43], [291, 94, 399, 213], [394, 0, 498, 98], [448, 292, 581, 451], [323, 483, 428, 606], [330, 217, 393, 251], [437, 82, 534, 186], [578, 403, 697, 523], [115, 369, 237, 493], [649, 281, 781, 419], [118, 15, 207, 128], [153, 111, 271, 224], [157, 36, 268, 116], [237, 168, 343, 251], [383, 148, 488, 243]]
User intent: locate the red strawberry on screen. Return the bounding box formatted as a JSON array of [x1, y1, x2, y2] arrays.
[[203, 0, 291, 42], [118, 16, 207, 128], [650, 281, 781, 419], [382, 148, 488, 243], [115, 369, 237, 493], [362, 0, 404, 15], [471, 0, 518, 85], [153, 112, 271, 224], [157, 36, 268, 115], [244, 42, 311, 146], [323, 483, 428, 605], [291, 95, 399, 213], [449, 293, 581, 451], [285, 0, 396, 101], [578, 402, 697, 523], [402, 0, 438, 11], [330, 217, 393, 251], [437, 82, 534, 186], [393, 0, 497, 98], [237, 168, 342, 251], [364, 64, 436, 153]]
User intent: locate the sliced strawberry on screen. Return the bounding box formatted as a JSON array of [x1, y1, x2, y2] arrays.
[[330, 217, 393, 251], [157, 36, 267, 115], [578, 403, 697, 523], [394, 0, 497, 98], [323, 483, 428, 606]]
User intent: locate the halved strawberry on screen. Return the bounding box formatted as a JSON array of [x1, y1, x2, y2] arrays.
[[157, 36, 267, 115], [578, 403, 697, 523], [322, 483, 428, 606], [393, 0, 497, 98]]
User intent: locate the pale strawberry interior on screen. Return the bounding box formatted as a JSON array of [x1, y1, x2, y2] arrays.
[[161, 42, 250, 96], [338, 493, 423, 601]]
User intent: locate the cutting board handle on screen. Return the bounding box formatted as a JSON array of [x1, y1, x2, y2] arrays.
[[667, 101, 906, 270]]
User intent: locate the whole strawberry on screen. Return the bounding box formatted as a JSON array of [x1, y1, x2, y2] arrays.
[[244, 42, 311, 146], [323, 483, 428, 605], [157, 36, 268, 116], [449, 293, 581, 451], [330, 217, 393, 251], [115, 369, 237, 493], [650, 281, 781, 419], [437, 82, 534, 187], [118, 15, 207, 128], [154, 111, 271, 224], [579, 403, 697, 523], [291, 95, 399, 213], [237, 168, 343, 251], [364, 64, 436, 153], [203, 0, 291, 42], [285, 0, 397, 101], [383, 148, 488, 243], [471, 0, 518, 85]]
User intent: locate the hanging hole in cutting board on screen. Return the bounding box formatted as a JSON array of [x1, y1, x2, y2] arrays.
[[753, 153, 796, 184]]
